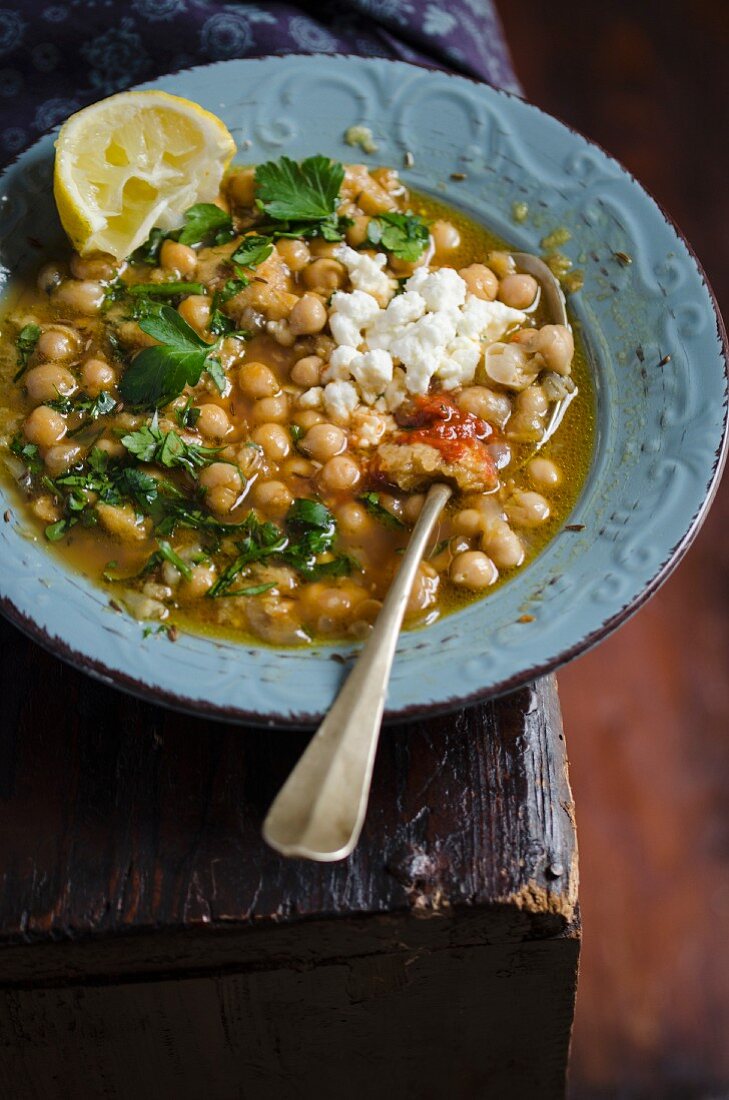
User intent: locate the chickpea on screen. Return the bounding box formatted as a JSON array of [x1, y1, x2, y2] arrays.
[[505, 490, 550, 529], [251, 393, 289, 424], [81, 357, 116, 396], [302, 258, 347, 294], [345, 215, 371, 248], [227, 167, 256, 209], [319, 454, 362, 493], [25, 364, 77, 405], [275, 238, 310, 272], [300, 423, 347, 462], [527, 457, 562, 491], [197, 403, 230, 440], [70, 252, 118, 282], [450, 550, 498, 589], [308, 240, 341, 259], [160, 239, 197, 278], [238, 361, 279, 399], [336, 501, 373, 538], [515, 385, 548, 418], [180, 563, 216, 599], [37, 262, 64, 294], [288, 294, 327, 336], [486, 250, 516, 279], [535, 324, 574, 375], [456, 386, 512, 428], [402, 494, 425, 525], [482, 520, 524, 570], [430, 219, 460, 257], [96, 502, 150, 542], [199, 462, 243, 514], [24, 405, 66, 447], [453, 508, 484, 538], [94, 437, 125, 459], [31, 494, 61, 524], [52, 279, 105, 316], [281, 455, 316, 481], [357, 183, 397, 216], [44, 442, 83, 477], [459, 263, 498, 301], [292, 409, 325, 430], [251, 423, 291, 462], [251, 479, 293, 517], [498, 273, 538, 310], [178, 295, 211, 333], [36, 326, 81, 362], [406, 562, 439, 615], [290, 355, 323, 388]]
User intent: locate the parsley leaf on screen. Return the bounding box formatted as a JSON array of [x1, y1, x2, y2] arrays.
[[118, 306, 216, 408], [14, 323, 41, 382], [206, 357, 227, 394], [230, 235, 274, 268], [366, 212, 430, 262], [121, 414, 221, 475], [359, 491, 406, 528], [176, 396, 200, 429], [255, 155, 344, 223], [10, 435, 43, 474], [156, 539, 192, 581], [47, 390, 117, 432], [177, 203, 234, 247], [130, 227, 166, 265], [127, 281, 205, 300]]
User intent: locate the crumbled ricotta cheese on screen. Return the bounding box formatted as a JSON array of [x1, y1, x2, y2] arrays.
[[335, 244, 396, 305], [350, 407, 395, 448], [323, 380, 360, 424], [322, 259, 526, 417], [328, 289, 380, 348]]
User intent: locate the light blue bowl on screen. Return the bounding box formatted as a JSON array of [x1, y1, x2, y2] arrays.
[[0, 56, 725, 727]]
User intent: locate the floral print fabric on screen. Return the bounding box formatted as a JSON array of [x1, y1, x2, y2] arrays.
[[0, 1, 518, 165]]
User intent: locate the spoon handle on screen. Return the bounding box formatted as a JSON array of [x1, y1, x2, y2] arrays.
[[262, 481, 452, 862]]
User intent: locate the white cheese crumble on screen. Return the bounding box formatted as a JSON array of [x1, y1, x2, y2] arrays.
[[335, 244, 396, 305], [299, 261, 526, 422]]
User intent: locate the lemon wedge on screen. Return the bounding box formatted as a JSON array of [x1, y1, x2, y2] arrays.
[[54, 90, 237, 260]]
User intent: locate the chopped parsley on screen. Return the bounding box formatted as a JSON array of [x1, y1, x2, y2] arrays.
[[253, 154, 346, 241], [230, 234, 274, 268], [366, 212, 430, 262], [126, 281, 205, 300], [120, 413, 222, 476], [47, 390, 117, 433], [14, 323, 41, 382], [10, 435, 43, 474], [359, 491, 406, 528]]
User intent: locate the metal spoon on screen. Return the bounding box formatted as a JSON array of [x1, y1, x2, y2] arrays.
[[263, 254, 572, 862]]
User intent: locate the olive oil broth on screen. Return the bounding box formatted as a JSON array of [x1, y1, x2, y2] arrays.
[[0, 170, 594, 646]]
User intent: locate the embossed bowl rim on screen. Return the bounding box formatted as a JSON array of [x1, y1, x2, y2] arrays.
[[0, 54, 726, 728]]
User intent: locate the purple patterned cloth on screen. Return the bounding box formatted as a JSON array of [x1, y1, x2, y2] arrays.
[[0, 2, 518, 166]]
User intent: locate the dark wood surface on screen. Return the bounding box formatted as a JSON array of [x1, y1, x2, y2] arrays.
[[0, 611, 579, 1097], [500, 1, 729, 1096]]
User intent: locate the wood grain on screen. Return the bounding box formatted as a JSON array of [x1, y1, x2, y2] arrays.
[[499, 1, 729, 1095]]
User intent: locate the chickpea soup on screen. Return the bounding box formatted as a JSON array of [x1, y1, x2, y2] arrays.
[[0, 156, 593, 646]]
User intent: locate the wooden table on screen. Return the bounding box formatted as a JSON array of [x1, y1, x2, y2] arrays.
[[0, 615, 579, 1099]]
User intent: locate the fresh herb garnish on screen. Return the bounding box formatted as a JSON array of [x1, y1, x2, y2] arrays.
[[205, 356, 227, 394], [118, 306, 221, 408], [121, 413, 222, 475], [207, 514, 289, 597], [156, 539, 193, 581], [366, 212, 430, 262], [127, 281, 205, 299], [176, 203, 234, 247], [176, 396, 200, 430], [10, 435, 43, 474], [14, 323, 41, 382], [359, 491, 406, 528], [47, 390, 117, 428], [130, 227, 166, 265], [230, 234, 274, 268], [255, 155, 344, 224]]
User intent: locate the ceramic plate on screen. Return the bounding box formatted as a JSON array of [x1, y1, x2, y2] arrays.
[[0, 56, 726, 727]]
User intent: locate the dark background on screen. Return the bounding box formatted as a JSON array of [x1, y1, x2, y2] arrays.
[[499, 1, 729, 1095]]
